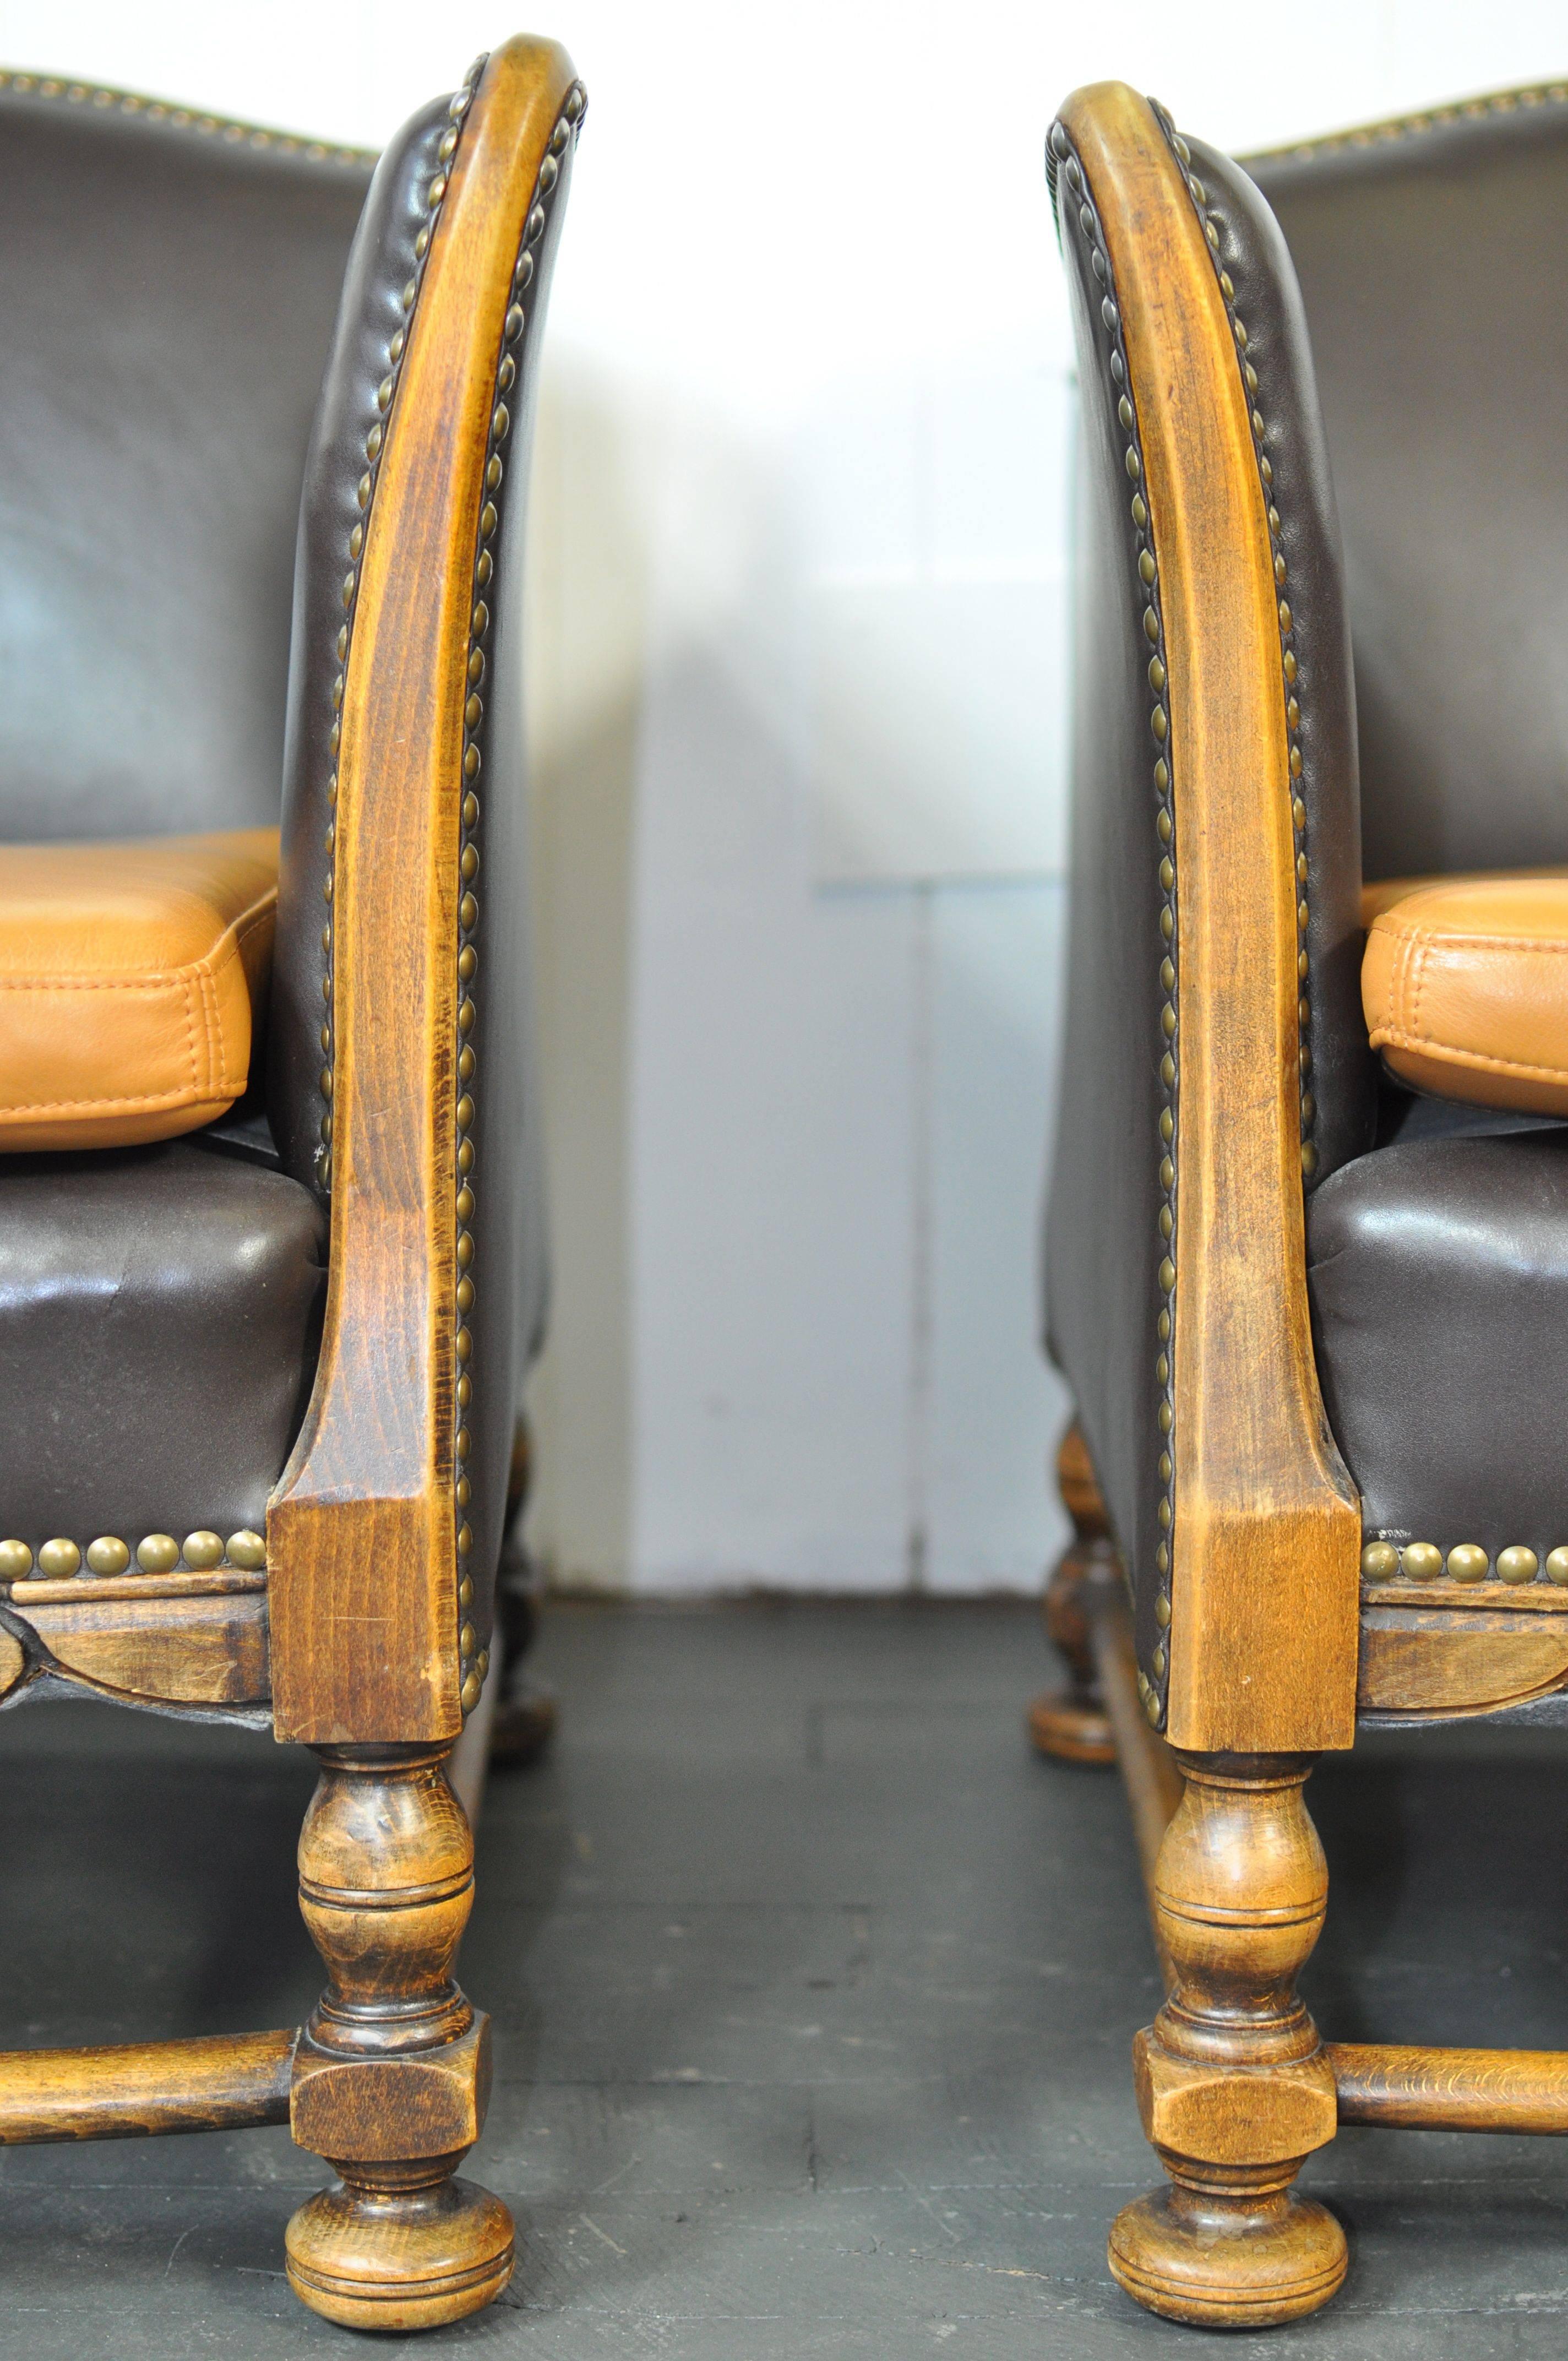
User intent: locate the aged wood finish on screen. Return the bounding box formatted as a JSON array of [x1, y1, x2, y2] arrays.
[[1062, 83, 1361, 1760], [286, 1742, 512, 2330], [1028, 1422, 1117, 1764], [1330, 2044, 1568, 2132], [1108, 1753, 1346, 2327], [1359, 1607, 1568, 1715], [1087, 1571, 1184, 1983], [0, 2030, 294, 2142], [16, 1586, 269, 1706], [269, 34, 579, 1747]]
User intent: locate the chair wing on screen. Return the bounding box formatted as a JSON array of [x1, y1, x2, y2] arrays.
[[268, 38, 583, 1744], [1044, 83, 1362, 1751]]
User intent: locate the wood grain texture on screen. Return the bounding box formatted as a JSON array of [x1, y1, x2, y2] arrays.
[[268, 35, 579, 1745], [1330, 2044, 1568, 2132], [1110, 1751, 1345, 2327], [1061, 84, 1361, 1756], [1088, 1572, 1184, 1988], [0, 2030, 294, 2143], [1359, 1608, 1568, 1713], [286, 1741, 512, 2329], [18, 1588, 269, 1706]]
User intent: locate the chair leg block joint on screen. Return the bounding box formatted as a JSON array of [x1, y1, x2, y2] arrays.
[[1133, 2027, 1338, 2165], [290, 2013, 493, 2163]]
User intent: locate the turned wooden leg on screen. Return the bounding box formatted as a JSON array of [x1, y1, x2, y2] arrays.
[[285, 1743, 514, 2332], [1028, 1421, 1117, 1764], [1108, 1754, 1344, 2328]]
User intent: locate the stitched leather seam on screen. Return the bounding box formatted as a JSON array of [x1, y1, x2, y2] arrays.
[[0, 1084, 242, 1116], [0, 889, 271, 1114], [1378, 928, 1568, 956], [1371, 1032, 1568, 1085]]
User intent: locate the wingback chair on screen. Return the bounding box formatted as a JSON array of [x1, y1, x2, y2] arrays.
[[0, 40, 580, 2331], [1036, 78, 1568, 2329]]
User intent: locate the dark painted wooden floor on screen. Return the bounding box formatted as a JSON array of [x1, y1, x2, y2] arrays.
[[1, 1600, 1567, 2355]]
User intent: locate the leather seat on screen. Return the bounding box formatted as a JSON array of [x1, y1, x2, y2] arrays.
[[1363, 874, 1568, 1116], [1309, 1126, 1568, 1566], [0, 1138, 324, 1556], [0, 830, 277, 1149]]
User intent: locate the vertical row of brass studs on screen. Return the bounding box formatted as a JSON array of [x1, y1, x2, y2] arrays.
[[317, 60, 487, 1193], [1156, 108, 1316, 1181], [1049, 118, 1175, 1730], [454, 79, 586, 1722]]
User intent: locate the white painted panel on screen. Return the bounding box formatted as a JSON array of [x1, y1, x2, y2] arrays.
[[812, 575, 1068, 885], [924, 885, 1074, 1592], [626, 422, 917, 1592]]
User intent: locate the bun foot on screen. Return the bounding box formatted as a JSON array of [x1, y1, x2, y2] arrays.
[[1108, 2169, 1346, 2328], [286, 2162, 515, 2332], [1027, 1688, 1115, 1764]]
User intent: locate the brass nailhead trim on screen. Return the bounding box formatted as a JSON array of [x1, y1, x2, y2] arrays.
[[1250, 79, 1568, 167], [1362, 1538, 1568, 1588], [0, 68, 374, 165], [1156, 106, 1317, 1185], [1050, 117, 1174, 1732], [450, 75, 586, 1720], [0, 1528, 266, 1587], [316, 57, 489, 1191]]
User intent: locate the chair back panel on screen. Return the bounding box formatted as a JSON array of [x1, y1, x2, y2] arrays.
[[0, 84, 369, 844], [1251, 97, 1568, 880]]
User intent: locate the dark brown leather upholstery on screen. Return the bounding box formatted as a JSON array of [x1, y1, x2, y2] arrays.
[[0, 74, 554, 1655], [1308, 1128, 1568, 1561], [1250, 101, 1568, 882], [0, 1140, 324, 1553], [1184, 137, 1374, 1188], [0, 86, 369, 849]]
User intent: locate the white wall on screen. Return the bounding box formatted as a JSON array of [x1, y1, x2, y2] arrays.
[[4, 1, 1565, 1590]]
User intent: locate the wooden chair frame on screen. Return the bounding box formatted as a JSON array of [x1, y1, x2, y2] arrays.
[[1034, 82, 1568, 2330], [0, 37, 581, 2333]]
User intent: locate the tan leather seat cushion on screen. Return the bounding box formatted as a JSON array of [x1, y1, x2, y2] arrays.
[[1363, 871, 1568, 1116], [0, 829, 277, 1150]]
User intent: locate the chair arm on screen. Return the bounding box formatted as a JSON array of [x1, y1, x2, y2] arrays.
[[268, 38, 582, 1744], [1046, 84, 1360, 1753]]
